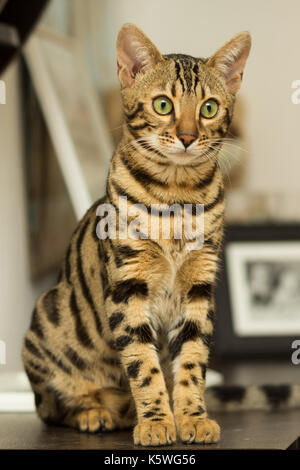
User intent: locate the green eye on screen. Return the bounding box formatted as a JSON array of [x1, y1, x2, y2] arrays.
[[153, 96, 173, 115], [200, 99, 219, 119]]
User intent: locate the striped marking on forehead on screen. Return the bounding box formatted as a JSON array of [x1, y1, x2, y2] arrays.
[[164, 54, 207, 95]]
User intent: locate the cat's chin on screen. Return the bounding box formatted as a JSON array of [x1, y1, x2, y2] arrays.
[[166, 152, 199, 165]]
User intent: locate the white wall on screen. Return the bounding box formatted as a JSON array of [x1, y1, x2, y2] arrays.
[[100, 0, 300, 194], [0, 62, 52, 374]]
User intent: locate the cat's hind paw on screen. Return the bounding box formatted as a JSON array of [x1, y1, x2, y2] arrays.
[[71, 407, 116, 433]]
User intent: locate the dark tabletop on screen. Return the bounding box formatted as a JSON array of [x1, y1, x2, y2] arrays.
[[0, 360, 299, 450]]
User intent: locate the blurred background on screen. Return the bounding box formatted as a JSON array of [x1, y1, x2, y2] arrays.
[[0, 0, 300, 405]]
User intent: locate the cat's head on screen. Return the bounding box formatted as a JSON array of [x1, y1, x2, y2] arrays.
[[117, 24, 251, 166]]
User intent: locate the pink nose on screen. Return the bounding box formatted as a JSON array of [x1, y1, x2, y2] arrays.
[[178, 133, 197, 148]]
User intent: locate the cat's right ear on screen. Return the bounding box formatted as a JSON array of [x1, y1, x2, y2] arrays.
[[117, 24, 162, 88], [207, 32, 251, 94]]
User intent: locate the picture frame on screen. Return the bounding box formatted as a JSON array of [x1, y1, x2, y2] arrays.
[[214, 224, 300, 358]]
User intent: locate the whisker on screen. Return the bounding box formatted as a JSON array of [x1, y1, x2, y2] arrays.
[[203, 138, 250, 153]]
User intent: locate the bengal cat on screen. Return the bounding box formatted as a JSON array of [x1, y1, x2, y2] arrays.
[[22, 24, 253, 446]]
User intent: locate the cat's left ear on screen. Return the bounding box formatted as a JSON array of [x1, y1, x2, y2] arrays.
[[207, 32, 251, 94], [117, 24, 163, 88]]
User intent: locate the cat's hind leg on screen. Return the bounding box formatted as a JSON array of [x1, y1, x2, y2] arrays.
[[57, 388, 136, 433], [26, 369, 136, 433], [22, 323, 136, 433]]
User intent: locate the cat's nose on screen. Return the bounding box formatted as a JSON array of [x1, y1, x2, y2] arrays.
[[178, 133, 197, 148]]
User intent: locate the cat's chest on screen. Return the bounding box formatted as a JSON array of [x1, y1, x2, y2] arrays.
[[149, 241, 190, 329]]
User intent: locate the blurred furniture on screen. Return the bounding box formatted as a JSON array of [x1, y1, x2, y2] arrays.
[[0, 0, 49, 74], [24, 27, 113, 220]]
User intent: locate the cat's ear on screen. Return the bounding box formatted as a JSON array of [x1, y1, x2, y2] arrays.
[[117, 24, 162, 88], [207, 32, 251, 94]]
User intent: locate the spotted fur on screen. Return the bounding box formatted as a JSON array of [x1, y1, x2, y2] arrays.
[[23, 24, 255, 446]]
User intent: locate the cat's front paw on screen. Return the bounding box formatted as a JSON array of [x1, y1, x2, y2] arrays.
[[176, 417, 220, 444], [134, 419, 176, 446]]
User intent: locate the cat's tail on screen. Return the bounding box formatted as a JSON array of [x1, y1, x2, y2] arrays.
[[205, 384, 300, 411]]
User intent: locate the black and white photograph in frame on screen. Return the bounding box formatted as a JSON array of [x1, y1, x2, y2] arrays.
[[226, 241, 300, 337]]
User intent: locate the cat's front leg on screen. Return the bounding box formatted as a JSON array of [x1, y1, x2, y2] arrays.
[[169, 256, 220, 444], [170, 300, 220, 444], [106, 290, 176, 446]]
